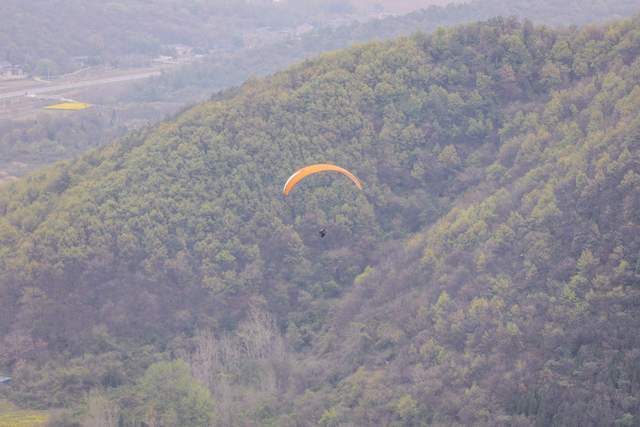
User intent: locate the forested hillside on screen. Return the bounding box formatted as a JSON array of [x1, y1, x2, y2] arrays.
[[1, 14, 640, 426]]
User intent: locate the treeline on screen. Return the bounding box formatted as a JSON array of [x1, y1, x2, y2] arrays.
[[1, 13, 640, 427], [0, 112, 117, 174], [0, 102, 176, 178]]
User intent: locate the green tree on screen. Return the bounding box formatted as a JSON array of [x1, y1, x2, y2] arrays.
[[131, 360, 215, 427]]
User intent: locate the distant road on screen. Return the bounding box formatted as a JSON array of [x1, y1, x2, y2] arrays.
[[0, 70, 162, 100]]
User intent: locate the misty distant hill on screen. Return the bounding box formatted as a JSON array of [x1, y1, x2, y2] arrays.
[[2, 0, 639, 184]]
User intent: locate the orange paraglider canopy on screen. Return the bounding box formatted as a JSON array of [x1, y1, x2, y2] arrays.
[[283, 164, 363, 196]]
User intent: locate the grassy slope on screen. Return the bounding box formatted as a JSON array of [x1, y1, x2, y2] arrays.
[[0, 401, 48, 427]]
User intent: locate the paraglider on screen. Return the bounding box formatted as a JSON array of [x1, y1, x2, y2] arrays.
[[282, 164, 363, 196], [283, 164, 362, 239]]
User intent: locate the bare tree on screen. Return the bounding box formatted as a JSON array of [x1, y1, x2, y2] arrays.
[[188, 305, 291, 426], [83, 390, 119, 427], [191, 329, 220, 391]]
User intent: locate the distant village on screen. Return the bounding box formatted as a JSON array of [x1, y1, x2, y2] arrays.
[[1, 12, 396, 82], [236, 12, 393, 50], [0, 61, 26, 81]]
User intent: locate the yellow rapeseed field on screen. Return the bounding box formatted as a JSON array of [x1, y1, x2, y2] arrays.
[[0, 412, 48, 427], [45, 102, 91, 110], [0, 401, 49, 427]]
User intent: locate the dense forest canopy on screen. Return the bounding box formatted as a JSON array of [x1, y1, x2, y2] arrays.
[[1, 12, 640, 427]]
